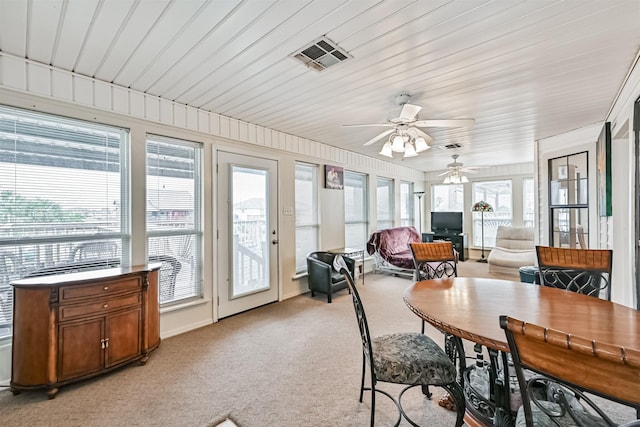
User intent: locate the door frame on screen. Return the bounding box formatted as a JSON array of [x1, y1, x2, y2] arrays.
[[215, 150, 280, 319]]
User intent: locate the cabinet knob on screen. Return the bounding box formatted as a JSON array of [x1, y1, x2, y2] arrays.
[[103, 304, 109, 309], [103, 286, 109, 291]]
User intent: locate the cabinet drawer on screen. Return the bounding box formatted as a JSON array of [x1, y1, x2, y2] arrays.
[[59, 293, 141, 321], [59, 277, 141, 302]]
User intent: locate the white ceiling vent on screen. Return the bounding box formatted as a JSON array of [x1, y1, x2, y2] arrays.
[[292, 37, 352, 72], [441, 143, 463, 150]]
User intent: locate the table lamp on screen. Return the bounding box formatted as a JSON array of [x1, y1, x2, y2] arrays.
[[471, 200, 493, 262]]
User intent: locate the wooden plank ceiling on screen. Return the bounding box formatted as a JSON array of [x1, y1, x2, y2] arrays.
[[0, 0, 639, 172]]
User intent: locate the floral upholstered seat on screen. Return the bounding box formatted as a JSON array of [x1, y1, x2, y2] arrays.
[[336, 256, 465, 427], [372, 332, 457, 385]]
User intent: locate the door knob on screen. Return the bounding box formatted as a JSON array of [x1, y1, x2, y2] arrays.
[[272, 239, 279, 245]]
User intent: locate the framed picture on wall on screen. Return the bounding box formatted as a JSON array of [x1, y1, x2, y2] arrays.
[[324, 165, 344, 189], [597, 122, 612, 217]]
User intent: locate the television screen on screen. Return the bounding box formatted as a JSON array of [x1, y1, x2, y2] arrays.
[[431, 211, 463, 233]]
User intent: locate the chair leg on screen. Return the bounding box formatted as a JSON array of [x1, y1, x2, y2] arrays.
[[421, 319, 425, 334], [327, 292, 332, 303], [421, 384, 432, 399], [360, 355, 366, 402], [441, 381, 466, 427]]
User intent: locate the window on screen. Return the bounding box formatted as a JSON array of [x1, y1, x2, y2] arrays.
[[146, 135, 203, 305], [548, 152, 589, 248], [472, 180, 512, 248], [399, 181, 414, 226], [344, 171, 368, 249], [376, 177, 394, 230], [432, 184, 464, 212], [295, 162, 319, 272], [523, 178, 535, 227], [0, 105, 130, 341]]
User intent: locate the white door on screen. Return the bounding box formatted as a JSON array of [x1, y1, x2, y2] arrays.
[[217, 151, 279, 318]]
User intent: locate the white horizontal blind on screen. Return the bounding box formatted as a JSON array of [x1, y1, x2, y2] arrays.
[[146, 134, 203, 304], [344, 171, 368, 250], [376, 176, 394, 230], [400, 181, 414, 227], [0, 105, 129, 341], [294, 162, 318, 272]]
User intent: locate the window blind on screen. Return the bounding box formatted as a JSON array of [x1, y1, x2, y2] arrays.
[[0, 105, 130, 341], [146, 134, 203, 304]]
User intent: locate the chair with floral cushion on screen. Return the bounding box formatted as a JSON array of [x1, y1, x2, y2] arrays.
[[500, 315, 640, 427], [337, 256, 465, 427]]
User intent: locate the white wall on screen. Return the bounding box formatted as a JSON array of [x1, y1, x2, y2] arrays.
[[0, 54, 425, 384]]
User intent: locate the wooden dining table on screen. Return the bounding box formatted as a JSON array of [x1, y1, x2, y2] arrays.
[[403, 277, 640, 426]]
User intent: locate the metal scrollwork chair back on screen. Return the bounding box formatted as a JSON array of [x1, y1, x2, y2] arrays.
[[535, 246, 613, 300], [338, 260, 465, 427], [409, 242, 457, 335], [500, 315, 640, 427]]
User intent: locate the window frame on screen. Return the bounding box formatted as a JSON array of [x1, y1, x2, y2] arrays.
[[294, 162, 319, 273], [146, 134, 204, 306], [0, 105, 130, 341], [472, 180, 513, 248], [344, 171, 369, 250], [399, 181, 414, 227], [376, 176, 394, 230]]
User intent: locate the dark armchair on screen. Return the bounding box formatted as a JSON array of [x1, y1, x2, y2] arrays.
[[306, 252, 355, 303]]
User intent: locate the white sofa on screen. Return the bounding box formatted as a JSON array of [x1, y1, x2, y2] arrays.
[[487, 226, 536, 276]]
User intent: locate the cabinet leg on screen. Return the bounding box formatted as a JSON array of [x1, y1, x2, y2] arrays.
[[47, 387, 59, 399], [10, 387, 20, 396], [140, 355, 150, 365]]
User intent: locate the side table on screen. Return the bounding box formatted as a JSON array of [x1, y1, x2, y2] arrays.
[[327, 247, 365, 285]]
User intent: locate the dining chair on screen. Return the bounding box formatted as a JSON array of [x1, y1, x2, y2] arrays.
[[337, 257, 465, 427], [500, 315, 640, 427], [409, 242, 457, 334], [409, 241, 465, 412], [535, 246, 613, 300], [149, 254, 182, 303]]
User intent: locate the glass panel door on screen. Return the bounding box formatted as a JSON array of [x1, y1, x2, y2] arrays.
[[231, 165, 269, 297], [217, 152, 278, 319]]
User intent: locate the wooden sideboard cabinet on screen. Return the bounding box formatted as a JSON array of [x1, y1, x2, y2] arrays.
[[10, 264, 161, 398]]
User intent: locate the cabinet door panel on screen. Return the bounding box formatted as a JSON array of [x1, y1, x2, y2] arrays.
[[106, 308, 141, 367], [59, 319, 104, 381]]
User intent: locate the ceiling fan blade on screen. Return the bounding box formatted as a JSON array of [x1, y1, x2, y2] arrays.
[[410, 127, 434, 144], [399, 103, 422, 120], [342, 123, 394, 127], [413, 118, 476, 128], [363, 128, 394, 146], [460, 168, 478, 173], [438, 170, 451, 176]]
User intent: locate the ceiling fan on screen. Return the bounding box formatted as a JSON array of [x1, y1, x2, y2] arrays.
[[439, 154, 483, 183], [342, 94, 475, 158]]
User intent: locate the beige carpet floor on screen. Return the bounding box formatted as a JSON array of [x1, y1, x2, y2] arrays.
[[0, 261, 635, 426]]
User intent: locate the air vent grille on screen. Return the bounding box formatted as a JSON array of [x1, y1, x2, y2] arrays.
[[443, 143, 463, 149], [292, 36, 352, 72]]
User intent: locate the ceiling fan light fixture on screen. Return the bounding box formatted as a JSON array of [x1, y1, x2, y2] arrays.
[[403, 142, 418, 157], [414, 137, 430, 153], [379, 142, 393, 158], [390, 134, 406, 152]]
